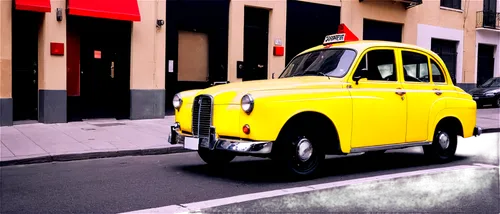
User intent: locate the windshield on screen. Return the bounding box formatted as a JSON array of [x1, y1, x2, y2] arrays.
[[279, 48, 357, 78], [481, 77, 500, 88]]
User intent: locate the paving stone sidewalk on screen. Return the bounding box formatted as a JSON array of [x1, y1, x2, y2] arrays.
[[0, 117, 181, 166], [0, 108, 499, 166]]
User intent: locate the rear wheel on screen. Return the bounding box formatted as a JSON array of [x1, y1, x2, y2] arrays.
[[423, 125, 457, 162], [198, 147, 236, 165], [273, 129, 325, 178]]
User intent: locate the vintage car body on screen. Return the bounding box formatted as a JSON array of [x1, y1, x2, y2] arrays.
[[169, 24, 482, 177]]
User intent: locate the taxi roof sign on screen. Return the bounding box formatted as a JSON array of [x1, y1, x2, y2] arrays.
[[323, 23, 359, 45], [323, 33, 346, 45]]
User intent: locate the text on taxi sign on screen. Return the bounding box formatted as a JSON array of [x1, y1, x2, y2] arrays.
[[324, 33, 346, 44]]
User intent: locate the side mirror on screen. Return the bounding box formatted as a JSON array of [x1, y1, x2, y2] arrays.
[[353, 68, 368, 85]]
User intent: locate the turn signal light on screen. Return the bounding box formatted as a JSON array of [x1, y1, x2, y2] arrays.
[[242, 124, 250, 134]]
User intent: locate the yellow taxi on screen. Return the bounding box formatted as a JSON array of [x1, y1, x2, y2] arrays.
[[168, 24, 482, 178]]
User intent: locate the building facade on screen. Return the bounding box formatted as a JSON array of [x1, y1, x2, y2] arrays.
[[0, 0, 499, 126]]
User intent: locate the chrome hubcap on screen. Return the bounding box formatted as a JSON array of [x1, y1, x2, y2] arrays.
[[438, 132, 450, 149], [297, 138, 313, 162]]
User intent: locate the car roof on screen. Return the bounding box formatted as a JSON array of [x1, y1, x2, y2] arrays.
[[299, 40, 439, 58]]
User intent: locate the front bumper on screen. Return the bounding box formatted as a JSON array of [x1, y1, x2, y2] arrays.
[[168, 123, 273, 154], [473, 126, 482, 137]]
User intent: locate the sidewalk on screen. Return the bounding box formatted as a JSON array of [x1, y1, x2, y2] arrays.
[[477, 107, 500, 132], [0, 116, 183, 166], [1, 109, 499, 166]]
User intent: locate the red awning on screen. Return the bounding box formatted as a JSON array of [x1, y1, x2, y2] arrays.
[[68, 0, 141, 22], [15, 0, 51, 13]]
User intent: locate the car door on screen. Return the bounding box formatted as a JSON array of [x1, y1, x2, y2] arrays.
[[348, 47, 407, 149], [399, 49, 442, 143]]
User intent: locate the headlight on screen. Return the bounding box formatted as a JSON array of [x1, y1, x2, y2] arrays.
[[173, 93, 182, 110], [488, 89, 500, 94], [241, 94, 254, 114], [485, 93, 495, 97]]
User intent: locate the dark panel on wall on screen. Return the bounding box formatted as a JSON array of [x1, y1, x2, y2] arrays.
[[0, 98, 13, 126], [39, 90, 67, 123], [286, 0, 341, 64], [130, 89, 166, 120], [456, 83, 477, 92]]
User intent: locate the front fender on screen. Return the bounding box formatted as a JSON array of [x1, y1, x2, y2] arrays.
[[237, 89, 353, 152]]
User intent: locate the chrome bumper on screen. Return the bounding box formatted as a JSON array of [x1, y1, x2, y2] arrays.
[[473, 126, 482, 137], [168, 123, 273, 154]]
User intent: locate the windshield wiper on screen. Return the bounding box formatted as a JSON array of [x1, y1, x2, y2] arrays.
[[300, 70, 331, 79]]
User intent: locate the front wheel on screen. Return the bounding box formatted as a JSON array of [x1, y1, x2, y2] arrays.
[[273, 132, 325, 178], [198, 147, 236, 165], [423, 126, 457, 162]]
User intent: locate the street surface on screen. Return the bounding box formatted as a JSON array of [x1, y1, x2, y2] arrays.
[[478, 107, 500, 131], [1, 133, 499, 213]]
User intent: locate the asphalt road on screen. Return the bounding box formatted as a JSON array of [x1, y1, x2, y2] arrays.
[[1, 133, 499, 214]]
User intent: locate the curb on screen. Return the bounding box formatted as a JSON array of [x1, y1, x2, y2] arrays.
[[1, 128, 499, 167], [483, 128, 500, 134], [0, 145, 194, 167]]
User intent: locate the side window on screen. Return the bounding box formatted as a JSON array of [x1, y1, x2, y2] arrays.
[[430, 59, 446, 83], [353, 49, 397, 81], [401, 51, 430, 83]]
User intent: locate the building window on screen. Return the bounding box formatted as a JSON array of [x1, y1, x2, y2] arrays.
[[440, 0, 461, 10]]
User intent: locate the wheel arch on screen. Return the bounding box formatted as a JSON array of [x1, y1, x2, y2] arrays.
[[275, 111, 342, 154], [432, 116, 464, 138]]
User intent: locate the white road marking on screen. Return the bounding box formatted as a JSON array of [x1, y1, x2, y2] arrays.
[[119, 164, 494, 214]]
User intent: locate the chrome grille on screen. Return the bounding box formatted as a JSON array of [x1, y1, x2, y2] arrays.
[[192, 95, 213, 137]]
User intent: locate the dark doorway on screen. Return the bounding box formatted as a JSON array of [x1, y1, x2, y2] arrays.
[[363, 19, 403, 42], [12, 11, 42, 121], [286, 1, 340, 64], [477, 44, 496, 86], [242, 6, 269, 81], [431, 38, 458, 84], [165, 0, 229, 114], [71, 17, 131, 120]]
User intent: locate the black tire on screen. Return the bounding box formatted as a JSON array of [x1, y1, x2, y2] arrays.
[[273, 129, 325, 179], [423, 125, 457, 162], [494, 96, 500, 108], [198, 147, 236, 165]]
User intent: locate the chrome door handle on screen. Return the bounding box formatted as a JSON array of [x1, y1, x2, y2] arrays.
[[433, 88, 442, 96], [395, 88, 406, 96]]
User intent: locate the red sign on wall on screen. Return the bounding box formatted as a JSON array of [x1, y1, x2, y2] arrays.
[[94, 50, 102, 59], [50, 42, 64, 56]]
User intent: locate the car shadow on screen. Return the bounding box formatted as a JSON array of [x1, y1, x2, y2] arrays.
[[175, 151, 470, 183]]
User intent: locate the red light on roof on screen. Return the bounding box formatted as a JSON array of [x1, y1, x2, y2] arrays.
[[337, 23, 359, 42]]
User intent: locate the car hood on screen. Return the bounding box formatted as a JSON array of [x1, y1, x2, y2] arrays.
[[469, 86, 500, 94], [195, 76, 346, 104]]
